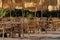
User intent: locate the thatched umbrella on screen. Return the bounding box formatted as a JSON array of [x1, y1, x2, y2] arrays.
[[1, 0, 15, 38]]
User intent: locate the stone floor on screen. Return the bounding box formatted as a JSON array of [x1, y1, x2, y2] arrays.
[[0, 37, 60, 40]]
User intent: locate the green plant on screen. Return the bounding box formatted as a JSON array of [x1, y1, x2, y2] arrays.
[[0, 9, 8, 17], [26, 12, 33, 18]]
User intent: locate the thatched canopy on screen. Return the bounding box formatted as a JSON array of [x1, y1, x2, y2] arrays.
[[0, 0, 57, 12]]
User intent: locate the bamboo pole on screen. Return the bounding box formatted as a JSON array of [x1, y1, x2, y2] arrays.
[[35, 2, 37, 33], [9, 0, 13, 38], [1, 0, 5, 40], [20, 0, 24, 37]]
